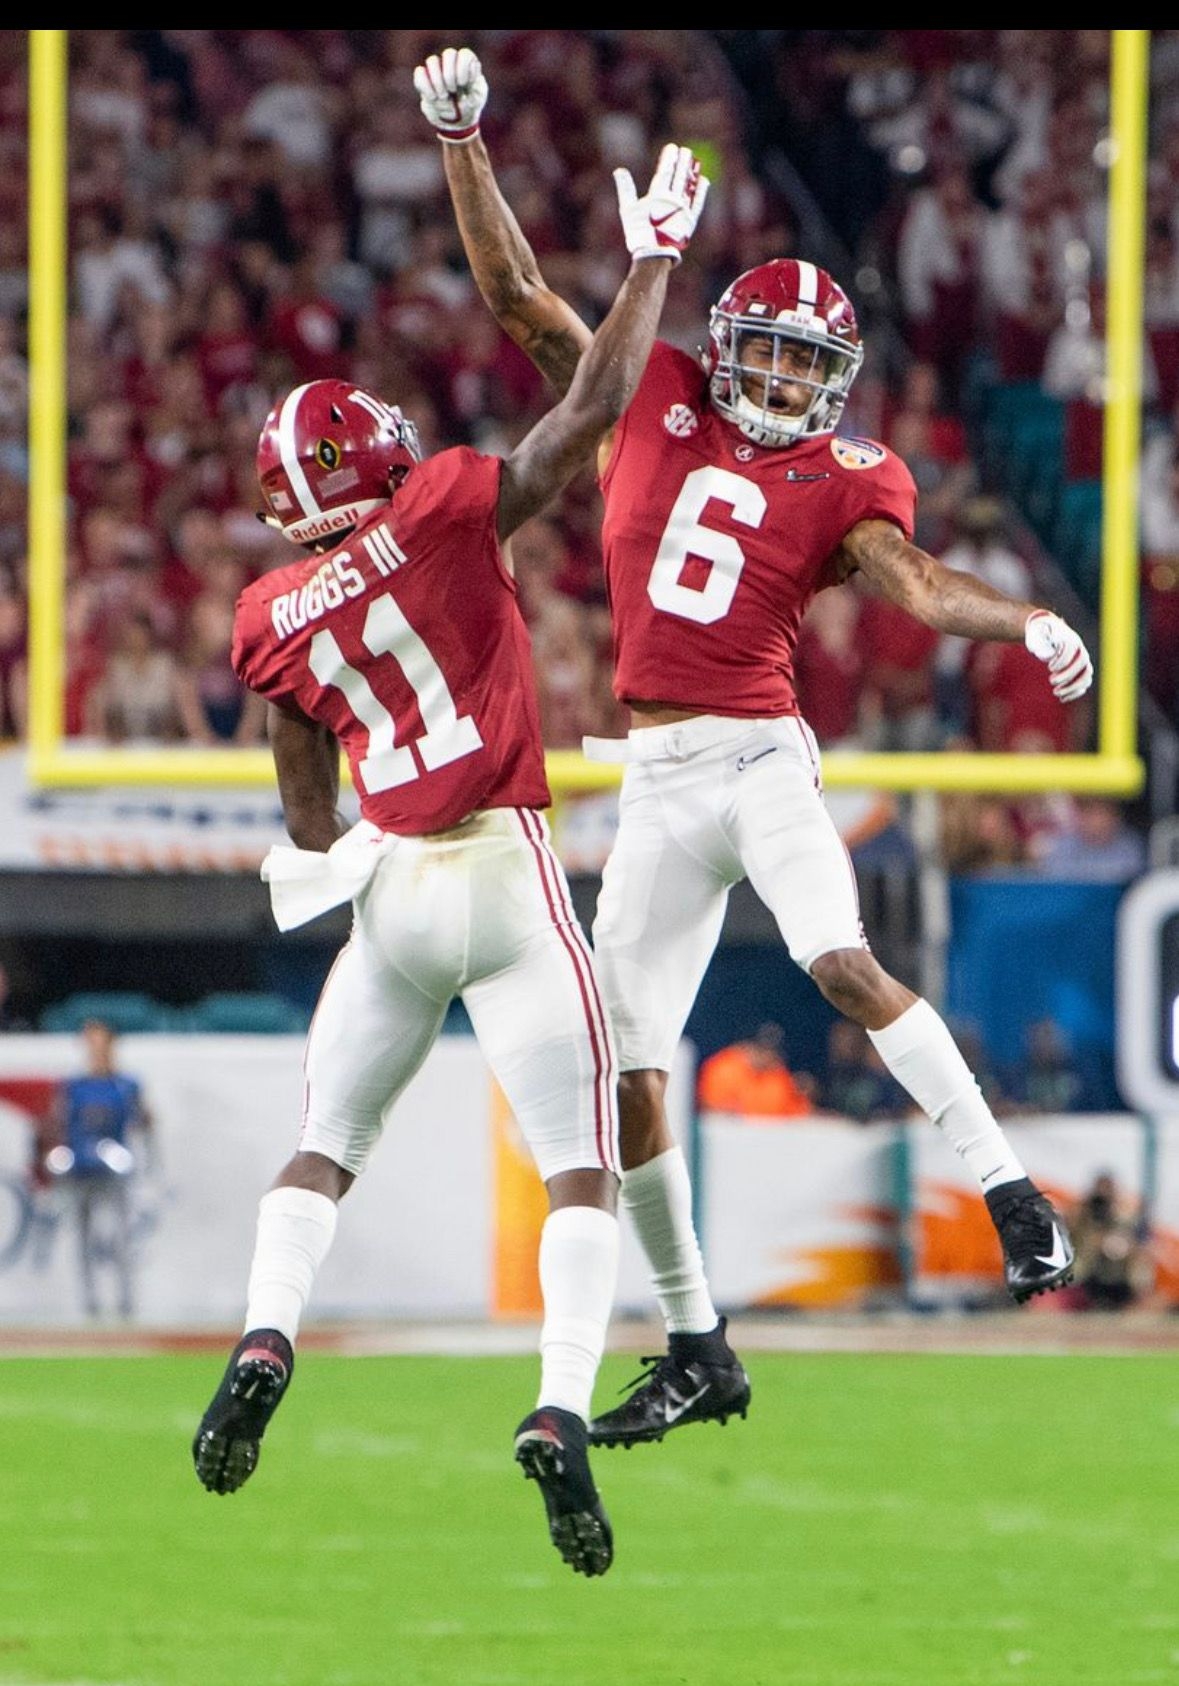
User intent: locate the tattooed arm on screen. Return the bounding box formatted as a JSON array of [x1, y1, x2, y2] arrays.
[[839, 519, 1095, 700], [441, 135, 592, 399], [840, 519, 1035, 640]]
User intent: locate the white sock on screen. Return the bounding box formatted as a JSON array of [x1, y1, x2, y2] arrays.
[[244, 1186, 339, 1345], [868, 999, 1026, 1194], [622, 1146, 718, 1335], [536, 1205, 619, 1422]]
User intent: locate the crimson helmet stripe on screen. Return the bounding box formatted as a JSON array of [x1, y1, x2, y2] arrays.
[[277, 383, 323, 521]]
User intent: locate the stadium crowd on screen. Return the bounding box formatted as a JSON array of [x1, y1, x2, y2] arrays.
[[0, 30, 1174, 871]]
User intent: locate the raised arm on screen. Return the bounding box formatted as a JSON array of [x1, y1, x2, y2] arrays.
[[842, 518, 1094, 702], [495, 143, 708, 540], [415, 48, 591, 398], [267, 700, 348, 852]]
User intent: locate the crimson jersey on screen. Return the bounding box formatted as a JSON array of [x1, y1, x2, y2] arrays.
[[232, 448, 550, 835], [600, 341, 918, 716]]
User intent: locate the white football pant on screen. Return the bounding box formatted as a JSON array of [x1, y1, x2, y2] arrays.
[[592, 714, 867, 1073], [299, 807, 619, 1181]]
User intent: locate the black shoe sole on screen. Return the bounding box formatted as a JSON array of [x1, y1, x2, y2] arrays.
[[193, 1357, 287, 1495], [514, 1432, 613, 1577], [589, 1382, 752, 1450], [1010, 1267, 1075, 1306]]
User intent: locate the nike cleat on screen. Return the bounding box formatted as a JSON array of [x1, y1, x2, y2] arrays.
[[513, 1407, 613, 1577], [193, 1328, 293, 1495], [985, 1177, 1075, 1304], [588, 1318, 751, 1450]]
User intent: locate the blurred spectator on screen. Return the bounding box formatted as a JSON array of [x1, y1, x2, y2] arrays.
[[529, 596, 602, 749], [932, 496, 1032, 731], [1043, 282, 1159, 484], [0, 577, 26, 740], [947, 1017, 1016, 1117], [83, 610, 182, 744], [43, 1019, 154, 1320], [938, 786, 1025, 875], [965, 636, 1075, 754], [697, 1022, 816, 1119], [174, 591, 266, 746], [1064, 1170, 1153, 1311], [1140, 406, 1179, 717], [979, 167, 1074, 383], [1031, 796, 1148, 883], [818, 1020, 910, 1123], [794, 587, 868, 748], [858, 590, 942, 751], [894, 161, 987, 409], [882, 359, 977, 555], [1012, 1016, 1083, 1114]]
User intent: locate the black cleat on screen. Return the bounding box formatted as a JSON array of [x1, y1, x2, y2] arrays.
[[985, 1177, 1075, 1304], [513, 1407, 613, 1577], [193, 1329, 293, 1495], [588, 1317, 751, 1449]]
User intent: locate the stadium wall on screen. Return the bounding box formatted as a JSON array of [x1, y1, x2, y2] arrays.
[[1, 1033, 1173, 1326]]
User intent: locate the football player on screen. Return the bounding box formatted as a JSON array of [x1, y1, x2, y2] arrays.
[[415, 46, 1092, 1451], [191, 140, 709, 1579]]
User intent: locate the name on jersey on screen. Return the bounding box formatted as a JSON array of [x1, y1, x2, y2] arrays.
[[830, 435, 886, 471], [270, 521, 410, 641]]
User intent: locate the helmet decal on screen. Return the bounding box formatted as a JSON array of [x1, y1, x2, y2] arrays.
[[257, 379, 423, 546]]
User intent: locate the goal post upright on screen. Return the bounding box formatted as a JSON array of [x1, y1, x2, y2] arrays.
[[25, 30, 1148, 805]]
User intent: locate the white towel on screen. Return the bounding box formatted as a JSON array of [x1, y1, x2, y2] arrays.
[[260, 819, 397, 931]]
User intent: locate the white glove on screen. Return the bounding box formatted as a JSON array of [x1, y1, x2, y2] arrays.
[[1024, 609, 1094, 702], [413, 46, 488, 143], [614, 143, 709, 264]]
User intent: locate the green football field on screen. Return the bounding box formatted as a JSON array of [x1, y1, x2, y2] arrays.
[[1, 1348, 1176, 1685]]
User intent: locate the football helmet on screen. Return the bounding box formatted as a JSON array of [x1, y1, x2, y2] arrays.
[[706, 259, 864, 448], [256, 379, 422, 547]]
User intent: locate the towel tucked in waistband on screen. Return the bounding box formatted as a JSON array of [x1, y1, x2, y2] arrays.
[[260, 819, 396, 932]]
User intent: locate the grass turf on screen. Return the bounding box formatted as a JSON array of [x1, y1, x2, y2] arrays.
[[0, 1348, 1176, 1685]]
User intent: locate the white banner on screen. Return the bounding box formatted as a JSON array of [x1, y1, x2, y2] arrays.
[[907, 1114, 1147, 1303], [0, 1033, 693, 1326], [701, 1117, 901, 1309], [0, 749, 317, 873]]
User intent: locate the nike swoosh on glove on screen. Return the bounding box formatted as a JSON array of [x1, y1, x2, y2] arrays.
[[614, 143, 709, 264], [1024, 609, 1094, 702], [414, 46, 488, 142]]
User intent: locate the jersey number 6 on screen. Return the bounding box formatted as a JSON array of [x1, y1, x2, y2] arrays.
[[308, 596, 483, 793], [646, 466, 766, 625]]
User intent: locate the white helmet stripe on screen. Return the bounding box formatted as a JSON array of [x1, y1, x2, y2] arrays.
[[277, 382, 322, 520], [791, 260, 819, 325]]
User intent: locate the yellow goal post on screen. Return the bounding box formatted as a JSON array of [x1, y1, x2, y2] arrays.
[[26, 29, 1148, 800]]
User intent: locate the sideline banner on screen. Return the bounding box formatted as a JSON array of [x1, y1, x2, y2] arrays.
[[907, 1114, 1149, 1303], [0, 748, 314, 873], [0, 1033, 692, 1326], [701, 1117, 901, 1310]]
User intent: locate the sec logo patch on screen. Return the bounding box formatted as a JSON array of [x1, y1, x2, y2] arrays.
[[663, 403, 698, 438], [831, 436, 886, 471]]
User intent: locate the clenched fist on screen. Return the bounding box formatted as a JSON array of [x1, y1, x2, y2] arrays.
[[1024, 609, 1094, 703], [414, 46, 488, 143]]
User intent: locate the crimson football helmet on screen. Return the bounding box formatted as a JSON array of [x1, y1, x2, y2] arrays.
[[706, 259, 864, 448], [256, 379, 423, 547]]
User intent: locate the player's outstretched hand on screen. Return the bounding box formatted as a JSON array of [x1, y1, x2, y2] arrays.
[[413, 46, 488, 142], [614, 143, 709, 265], [1024, 609, 1094, 702]]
